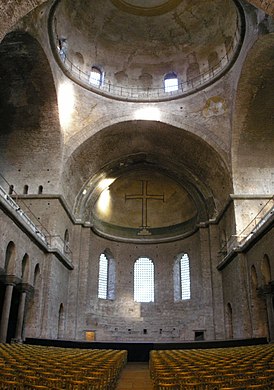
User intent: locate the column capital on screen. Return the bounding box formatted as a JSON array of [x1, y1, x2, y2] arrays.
[[0, 275, 21, 286], [17, 283, 34, 295], [258, 281, 274, 296]]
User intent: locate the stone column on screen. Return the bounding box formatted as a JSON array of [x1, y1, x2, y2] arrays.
[[15, 283, 34, 342], [265, 289, 274, 341], [0, 275, 20, 343], [259, 281, 274, 341]]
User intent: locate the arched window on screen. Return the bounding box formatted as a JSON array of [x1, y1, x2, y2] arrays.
[[5, 241, 16, 274], [58, 38, 67, 62], [21, 253, 30, 282], [134, 257, 154, 302], [58, 303, 65, 339], [33, 264, 40, 287], [98, 251, 115, 300], [64, 229, 70, 254], [23, 185, 28, 194], [174, 253, 191, 301], [226, 303, 233, 339], [251, 265, 258, 289], [38, 185, 43, 194], [8, 185, 14, 195], [89, 66, 103, 87], [261, 255, 271, 285], [164, 72, 178, 93], [180, 253, 191, 300]]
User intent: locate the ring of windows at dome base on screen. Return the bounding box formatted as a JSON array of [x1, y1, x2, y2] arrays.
[[50, 0, 245, 102]]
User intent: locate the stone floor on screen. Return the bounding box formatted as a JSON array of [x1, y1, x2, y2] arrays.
[[116, 362, 154, 389]]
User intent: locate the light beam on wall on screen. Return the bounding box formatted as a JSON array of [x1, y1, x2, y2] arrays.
[[58, 82, 75, 128], [97, 188, 111, 216], [134, 106, 161, 121], [96, 178, 116, 217], [98, 178, 116, 192]]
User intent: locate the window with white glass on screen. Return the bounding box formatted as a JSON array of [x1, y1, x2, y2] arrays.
[[164, 72, 179, 92], [98, 252, 115, 300], [134, 257, 154, 302], [89, 66, 103, 87], [174, 253, 191, 301], [180, 253, 191, 300]]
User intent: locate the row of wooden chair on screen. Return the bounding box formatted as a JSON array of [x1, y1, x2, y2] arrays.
[[149, 344, 274, 389], [0, 343, 127, 389]]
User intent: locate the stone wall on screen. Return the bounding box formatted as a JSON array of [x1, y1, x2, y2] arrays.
[[68, 228, 219, 342], [221, 227, 273, 340], [0, 201, 72, 342]]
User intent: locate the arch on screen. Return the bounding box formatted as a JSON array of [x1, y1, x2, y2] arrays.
[[4, 241, 16, 274], [74, 52, 84, 67], [0, 31, 62, 192], [98, 250, 115, 300], [226, 302, 233, 339], [232, 34, 274, 195], [38, 185, 43, 194], [134, 257, 154, 302], [64, 113, 230, 165], [65, 121, 232, 225], [57, 37, 68, 61], [57, 303, 65, 339], [186, 62, 200, 88], [139, 72, 153, 89], [33, 264, 41, 287], [64, 229, 70, 254], [89, 66, 103, 87], [164, 72, 178, 92], [24, 263, 42, 339], [208, 51, 219, 76], [8, 185, 14, 195], [174, 253, 191, 301], [261, 254, 271, 285], [0, 1, 47, 41], [251, 264, 258, 289], [21, 253, 30, 283], [250, 264, 269, 338]]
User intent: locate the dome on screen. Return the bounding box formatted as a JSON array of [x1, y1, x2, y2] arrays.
[[50, 0, 244, 101]]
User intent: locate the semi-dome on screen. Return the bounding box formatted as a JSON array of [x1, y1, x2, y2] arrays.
[[50, 0, 244, 101], [82, 168, 199, 242]]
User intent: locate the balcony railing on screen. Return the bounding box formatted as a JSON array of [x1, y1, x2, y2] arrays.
[[46, 234, 72, 257], [0, 185, 48, 244], [220, 196, 274, 256], [0, 180, 72, 258], [52, 17, 242, 102]]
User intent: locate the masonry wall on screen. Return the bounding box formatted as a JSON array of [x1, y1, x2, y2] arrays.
[[16, 197, 74, 252], [0, 205, 72, 342], [221, 227, 273, 340], [0, 197, 272, 343], [66, 227, 223, 342]]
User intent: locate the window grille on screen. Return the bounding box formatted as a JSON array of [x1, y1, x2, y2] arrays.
[[134, 257, 154, 302], [180, 253, 190, 300], [164, 72, 179, 92], [90, 67, 102, 87], [98, 253, 108, 299]]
